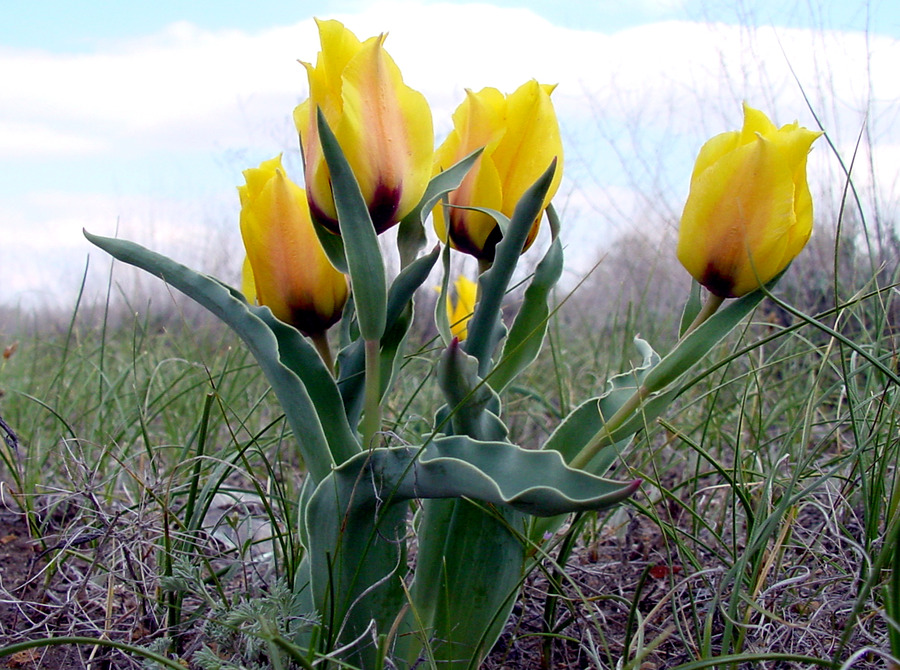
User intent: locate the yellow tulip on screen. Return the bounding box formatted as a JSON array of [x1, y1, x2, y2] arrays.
[[239, 155, 349, 336], [433, 80, 563, 262], [294, 19, 434, 235], [446, 275, 478, 341], [677, 103, 823, 297]]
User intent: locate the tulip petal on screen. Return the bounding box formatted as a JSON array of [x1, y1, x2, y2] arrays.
[[337, 34, 433, 233], [241, 256, 257, 304], [493, 80, 563, 217], [690, 130, 740, 183], [740, 101, 778, 143], [314, 18, 362, 102]]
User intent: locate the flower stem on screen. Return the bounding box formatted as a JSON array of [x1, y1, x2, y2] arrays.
[[310, 331, 334, 373], [361, 338, 381, 448], [568, 292, 726, 471], [682, 293, 725, 340], [569, 384, 650, 471]]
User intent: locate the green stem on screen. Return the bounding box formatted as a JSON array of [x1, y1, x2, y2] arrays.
[[568, 384, 650, 470], [361, 338, 381, 448], [569, 292, 726, 471], [682, 293, 725, 340], [309, 331, 334, 373]]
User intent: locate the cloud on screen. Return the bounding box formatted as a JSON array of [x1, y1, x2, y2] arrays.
[[2, 1, 898, 307], [0, 121, 106, 157]]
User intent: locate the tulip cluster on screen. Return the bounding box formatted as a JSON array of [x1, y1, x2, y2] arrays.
[[238, 19, 568, 347], [236, 18, 823, 374], [90, 13, 827, 670]]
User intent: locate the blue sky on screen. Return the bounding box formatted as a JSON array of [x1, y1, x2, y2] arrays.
[[2, 0, 899, 308], [3, 0, 899, 50]]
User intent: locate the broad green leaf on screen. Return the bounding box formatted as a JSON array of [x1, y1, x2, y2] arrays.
[[316, 107, 386, 341], [303, 435, 639, 665], [84, 231, 349, 483], [308, 435, 642, 529], [408, 499, 523, 669], [437, 339, 507, 442], [465, 160, 557, 377], [543, 338, 659, 469]]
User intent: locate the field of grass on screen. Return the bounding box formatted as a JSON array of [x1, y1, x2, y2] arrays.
[[0, 218, 898, 670]]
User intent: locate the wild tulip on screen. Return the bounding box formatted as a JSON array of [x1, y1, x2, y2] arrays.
[[677, 103, 823, 298], [239, 155, 348, 337], [446, 275, 478, 341], [294, 19, 434, 235], [433, 80, 563, 263]]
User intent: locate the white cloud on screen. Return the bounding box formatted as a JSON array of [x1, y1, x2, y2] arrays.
[[0, 121, 106, 156], [2, 1, 899, 307]]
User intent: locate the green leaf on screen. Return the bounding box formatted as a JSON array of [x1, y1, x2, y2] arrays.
[[337, 246, 441, 429], [543, 338, 659, 470], [83, 231, 350, 483], [251, 302, 359, 464], [489, 234, 564, 393], [437, 339, 507, 442], [679, 280, 703, 338], [434, 238, 454, 347], [316, 107, 386, 341], [644, 287, 767, 392], [310, 217, 349, 274], [303, 436, 638, 665], [408, 499, 523, 669], [465, 160, 557, 377], [310, 434, 642, 526]]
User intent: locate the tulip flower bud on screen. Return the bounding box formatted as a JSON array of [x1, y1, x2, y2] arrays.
[[239, 155, 349, 336], [294, 19, 434, 235], [433, 80, 563, 262], [677, 103, 823, 297], [446, 275, 478, 341]]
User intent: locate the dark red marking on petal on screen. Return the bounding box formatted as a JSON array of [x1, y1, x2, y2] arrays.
[[368, 183, 403, 234], [701, 265, 738, 298], [308, 195, 341, 236]]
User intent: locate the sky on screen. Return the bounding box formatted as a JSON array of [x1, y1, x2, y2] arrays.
[[2, 0, 900, 310]]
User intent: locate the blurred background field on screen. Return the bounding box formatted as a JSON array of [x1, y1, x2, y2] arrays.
[[2, 1, 900, 668]]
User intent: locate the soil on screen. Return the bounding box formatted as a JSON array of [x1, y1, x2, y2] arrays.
[[0, 511, 91, 669], [0, 499, 888, 669]]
